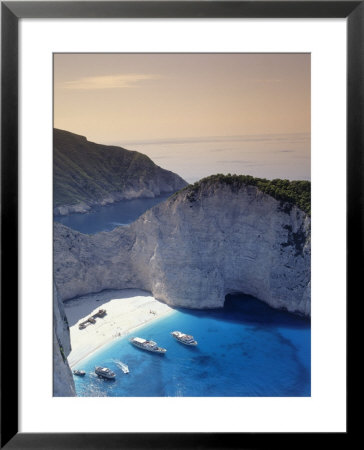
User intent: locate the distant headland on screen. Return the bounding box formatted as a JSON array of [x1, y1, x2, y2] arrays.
[[53, 129, 187, 216]]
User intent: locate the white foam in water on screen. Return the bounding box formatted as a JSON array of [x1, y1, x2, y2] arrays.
[[111, 222, 127, 227], [113, 360, 130, 374]]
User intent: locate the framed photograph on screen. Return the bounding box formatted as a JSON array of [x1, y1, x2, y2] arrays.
[[1, 1, 360, 448]]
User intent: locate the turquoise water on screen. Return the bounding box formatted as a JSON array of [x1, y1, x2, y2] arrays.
[[73, 294, 310, 397], [54, 194, 171, 234]]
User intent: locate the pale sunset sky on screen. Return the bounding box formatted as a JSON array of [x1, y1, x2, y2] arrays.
[[54, 53, 310, 182]]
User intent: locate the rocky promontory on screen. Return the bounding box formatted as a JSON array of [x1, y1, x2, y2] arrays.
[[54, 175, 311, 316], [53, 284, 75, 396], [54, 129, 187, 215]]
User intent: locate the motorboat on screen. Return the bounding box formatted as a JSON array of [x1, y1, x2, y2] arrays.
[[130, 337, 166, 354], [95, 366, 116, 379], [171, 331, 197, 346], [73, 369, 86, 377]]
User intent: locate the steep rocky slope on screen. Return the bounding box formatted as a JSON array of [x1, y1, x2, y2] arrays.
[[54, 129, 187, 215], [54, 176, 311, 316], [53, 284, 75, 396]]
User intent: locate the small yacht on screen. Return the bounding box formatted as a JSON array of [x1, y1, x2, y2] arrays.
[[171, 331, 198, 346], [130, 337, 167, 354], [73, 369, 86, 377], [95, 366, 116, 379]]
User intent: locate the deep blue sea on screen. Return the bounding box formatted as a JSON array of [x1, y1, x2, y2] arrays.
[[73, 294, 310, 397], [54, 194, 170, 234]]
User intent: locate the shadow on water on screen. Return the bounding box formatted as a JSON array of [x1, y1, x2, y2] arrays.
[[174, 293, 310, 330], [172, 340, 200, 353], [95, 376, 116, 383], [129, 346, 167, 357]]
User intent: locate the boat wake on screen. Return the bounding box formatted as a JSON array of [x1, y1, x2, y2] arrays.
[[113, 359, 130, 373]]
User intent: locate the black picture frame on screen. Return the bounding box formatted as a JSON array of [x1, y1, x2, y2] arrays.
[[1, 1, 360, 448]]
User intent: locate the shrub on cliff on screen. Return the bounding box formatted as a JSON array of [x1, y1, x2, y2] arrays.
[[181, 174, 311, 215]]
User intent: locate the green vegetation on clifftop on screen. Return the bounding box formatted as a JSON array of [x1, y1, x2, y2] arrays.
[[180, 174, 311, 215]]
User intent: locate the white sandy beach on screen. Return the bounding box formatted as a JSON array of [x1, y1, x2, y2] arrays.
[[64, 289, 175, 367]]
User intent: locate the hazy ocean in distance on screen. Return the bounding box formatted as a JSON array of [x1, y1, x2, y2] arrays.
[[73, 293, 310, 397], [119, 133, 311, 184], [54, 194, 170, 234]]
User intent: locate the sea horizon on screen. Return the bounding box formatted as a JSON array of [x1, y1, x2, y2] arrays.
[[105, 132, 311, 184]]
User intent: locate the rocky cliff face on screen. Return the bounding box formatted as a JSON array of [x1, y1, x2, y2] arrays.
[[53, 284, 75, 396], [54, 179, 310, 316], [54, 129, 187, 215]]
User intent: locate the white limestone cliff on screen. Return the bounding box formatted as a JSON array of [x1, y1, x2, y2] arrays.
[[54, 181, 311, 316]]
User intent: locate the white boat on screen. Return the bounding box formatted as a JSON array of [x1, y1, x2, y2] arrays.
[[119, 362, 129, 374], [130, 337, 167, 354], [95, 366, 116, 379], [73, 369, 86, 377], [171, 331, 198, 346]]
